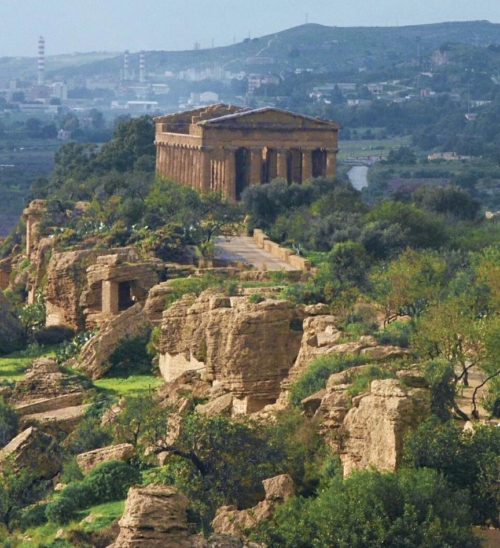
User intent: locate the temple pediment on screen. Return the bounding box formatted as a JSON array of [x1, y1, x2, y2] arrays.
[[200, 107, 342, 131]]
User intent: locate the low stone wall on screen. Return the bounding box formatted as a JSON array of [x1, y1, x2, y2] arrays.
[[253, 229, 311, 272]]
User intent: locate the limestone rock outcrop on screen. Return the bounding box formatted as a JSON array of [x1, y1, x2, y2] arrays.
[[212, 474, 295, 537], [77, 303, 152, 380], [81, 248, 162, 328], [0, 426, 62, 480], [10, 357, 89, 405], [109, 485, 191, 548], [45, 246, 162, 331], [76, 443, 136, 474], [0, 290, 24, 355], [340, 379, 430, 475], [280, 313, 409, 402], [45, 248, 115, 330], [159, 291, 304, 413]]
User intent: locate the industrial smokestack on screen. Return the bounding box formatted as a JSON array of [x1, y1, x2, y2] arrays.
[[123, 50, 130, 81], [38, 36, 45, 86], [139, 50, 146, 83]]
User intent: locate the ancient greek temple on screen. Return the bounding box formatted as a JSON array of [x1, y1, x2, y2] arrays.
[[154, 104, 341, 200]]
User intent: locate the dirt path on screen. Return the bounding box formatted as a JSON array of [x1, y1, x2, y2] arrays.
[[214, 236, 297, 271], [456, 367, 492, 422]]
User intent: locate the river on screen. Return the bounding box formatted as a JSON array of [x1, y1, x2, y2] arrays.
[[347, 166, 369, 190]]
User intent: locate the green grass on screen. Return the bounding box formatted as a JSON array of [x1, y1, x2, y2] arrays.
[[239, 281, 288, 289], [79, 500, 125, 533], [0, 346, 56, 381], [338, 136, 411, 161], [303, 250, 328, 267], [93, 374, 164, 396], [16, 501, 125, 547]]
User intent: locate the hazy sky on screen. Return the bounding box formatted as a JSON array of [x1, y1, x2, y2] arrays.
[[2, 0, 500, 57]]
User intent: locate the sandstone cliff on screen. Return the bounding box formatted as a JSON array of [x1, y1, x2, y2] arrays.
[[158, 291, 304, 413]]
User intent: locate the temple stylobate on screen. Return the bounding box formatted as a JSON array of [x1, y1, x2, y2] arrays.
[[154, 104, 341, 201]]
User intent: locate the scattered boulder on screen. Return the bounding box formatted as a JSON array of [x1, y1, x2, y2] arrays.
[[157, 370, 211, 408], [262, 474, 295, 501], [360, 345, 409, 360], [212, 475, 294, 538], [77, 303, 151, 380], [76, 443, 136, 474], [0, 427, 62, 480], [212, 504, 272, 538], [0, 290, 24, 355], [20, 404, 89, 435], [10, 357, 89, 405], [196, 393, 233, 416], [110, 485, 191, 548]]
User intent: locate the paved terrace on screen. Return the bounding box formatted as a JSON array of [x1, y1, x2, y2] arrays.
[[214, 236, 297, 271]]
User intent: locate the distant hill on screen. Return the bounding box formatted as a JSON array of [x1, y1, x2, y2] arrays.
[[1, 21, 499, 84], [51, 21, 500, 80]]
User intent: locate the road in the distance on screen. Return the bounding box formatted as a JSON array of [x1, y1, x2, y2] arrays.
[[214, 236, 297, 271]]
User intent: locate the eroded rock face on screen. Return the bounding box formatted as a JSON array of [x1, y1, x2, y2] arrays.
[[76, 443, 136, 474], [340, 379, 430, 476], [45, 248, 113, 331], [45, 246, 161, 331], [111, 485, 191, 548], [81, 249, 162, 328], [158, 291, 304, 412], [0, 427, 62, 479], [77, 303, 152, 380], [0, 290, 24, 355]]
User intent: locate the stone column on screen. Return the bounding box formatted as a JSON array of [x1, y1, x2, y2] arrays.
[[249, 147, 262, 186], [102, 281, 119, 315], [301, 147, 314, 182], [180, 146, 187, 185], [192, 148, 200, 190], [155, 141, 161, 174], [166, 145, 174, 179], [277, 148, 288, 180], [200, 147, 213, 193], [326, 148, 338, 178], [171, 145, 178, 182], [224, 146, 237, 201]]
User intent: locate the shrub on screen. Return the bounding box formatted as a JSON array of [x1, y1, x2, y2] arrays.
[[85, 460, 140, 503], [376, 320, 412, 348], [105, 330, 152, 377], [45, 495, 79, 525], [280, 282, 325, 305], [19, 503, 48, 531], [290, 353, 367, 406], [248, 293, 264, 304], [34, 325, 75, 346], [58, 481, 95, 509], [0, 398, 19, 448], [55, 329, 98, 365], [46, 461, 140, 525]]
